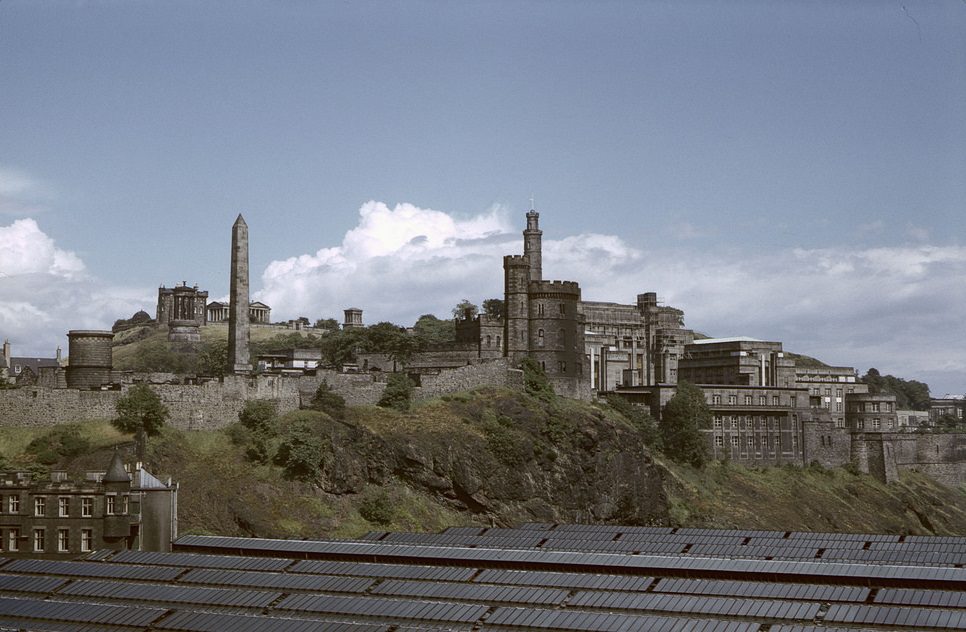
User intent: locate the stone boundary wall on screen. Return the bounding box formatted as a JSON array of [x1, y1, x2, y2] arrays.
[[1, 361, 522, 431]]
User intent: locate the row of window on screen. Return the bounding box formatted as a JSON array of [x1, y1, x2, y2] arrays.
[[713, 435, 797, 449], [855, 418, 894, 430], [0, 527, 94, 553], [850, 402, 895, 413], [535, 303, 569, 317], [710, 394, 797, 407], [3, 495, 127, 517], [713, 416, 791, 430]]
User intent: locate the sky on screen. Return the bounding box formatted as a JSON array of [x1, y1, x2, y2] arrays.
[[1, 1, 964, 395]]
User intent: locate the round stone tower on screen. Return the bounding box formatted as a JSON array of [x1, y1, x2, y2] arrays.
[[66, 330, 114, 389]]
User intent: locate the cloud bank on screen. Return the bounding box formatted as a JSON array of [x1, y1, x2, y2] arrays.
[[260, 201, 966, 395], [0, 218, 148, 357]]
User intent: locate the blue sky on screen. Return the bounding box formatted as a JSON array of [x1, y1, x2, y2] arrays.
[[1, 1, 964, 394]]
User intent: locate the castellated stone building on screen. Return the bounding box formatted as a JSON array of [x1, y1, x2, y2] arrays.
[[503, 210, 587, 398]]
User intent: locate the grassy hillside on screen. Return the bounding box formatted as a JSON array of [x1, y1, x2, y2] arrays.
[[2, 389, 964, 538]]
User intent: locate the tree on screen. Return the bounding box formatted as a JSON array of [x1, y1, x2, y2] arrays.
[[452, 299, 478, 320], [861, 368, 931, 410], [319, 328, 366, 370], [314, 317, 339, 331], [378, 372, 415, 412], [308, 381, 346, 421], [274, 422, 327, 481], [113, 384, 169, 462], [196, 339, 228, 377], [482, 298, 504, 319], [237, 400, 278, 463], [660, 382, 710, 468], [413, 314, 455, 345]]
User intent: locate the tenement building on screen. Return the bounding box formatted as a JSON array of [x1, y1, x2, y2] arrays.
[[0, 452, 178, 558]]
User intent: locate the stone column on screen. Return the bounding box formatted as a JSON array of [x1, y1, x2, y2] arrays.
[[228, 214, 251, 374]]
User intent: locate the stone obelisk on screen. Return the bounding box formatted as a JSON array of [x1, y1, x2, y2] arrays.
[[228, 214, 251, 374]]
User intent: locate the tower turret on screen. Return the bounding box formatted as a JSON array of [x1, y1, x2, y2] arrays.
[[523, 209, 542, 282]]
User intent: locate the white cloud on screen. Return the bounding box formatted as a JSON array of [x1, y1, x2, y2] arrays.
[[0, 219, 149, 357], [259, 202, 966, 394]]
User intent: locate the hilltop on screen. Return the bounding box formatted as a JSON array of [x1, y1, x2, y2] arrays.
[[4, 387, 964, 538]]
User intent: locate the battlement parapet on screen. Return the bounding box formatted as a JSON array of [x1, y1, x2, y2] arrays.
[[528, 280, 581, 298], [503, 254, 530, 267]]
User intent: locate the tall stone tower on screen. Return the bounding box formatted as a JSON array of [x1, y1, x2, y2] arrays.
[[503, 254, 531, 364], [523, 209, 542, 282], [227, 214, 251, 374]]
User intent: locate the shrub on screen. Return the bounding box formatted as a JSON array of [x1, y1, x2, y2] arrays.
[[521, 357, 555, 401], [308, 381, 346, 421], [359, 488, 395, 526], [606, 395, 662, 450], [273, 423, 327, 481], [378, 373, 415, 412], [660, 382, 710, 468], [25, 425, 92, 465]]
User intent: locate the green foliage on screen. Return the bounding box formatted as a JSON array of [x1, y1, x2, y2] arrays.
[[274, 422, 328, 481], [412, 314, 455, 345], [319, 328, 367, 370], [365, 322, 423, 366], [196, 339, 228, 377], [125, 338, 197, 373], [359, 488, 395, 525], [239, 400, 278, 434], [606, 395, 663, 450], [113, 384, 169, 461], [314, 317, 339, 331], [861, 368, 931, 410], [660, 382, 710, 468], [308, 381, 346, 421], [451, 299, 478, 319], [481, 412, 531, 466], [25, 425, 92, 465], [378, 373, 415, 412], [237, 400, 278, 464], [482, 298, 504, 319], [521, 357, 555, 401]]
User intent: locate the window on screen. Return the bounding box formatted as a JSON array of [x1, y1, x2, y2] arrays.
[[744, 395, 753, 405], [58, 528, 69, 552], [558, 361, 567, 373], [33, 528, 45, 553], [747, 437, 754, 447], [835, 402, 843, 412], [790, 396, 797, 407], [106, 495, 116, 516], [537, 329, 544, 347], [34, 496, 46, 517], [772, 395, 780, 406], [758, 396, 766, 405], [59, 497, 70, 518], [8, 496, 19, 514], [713, 416, 722, 429], [81, 497, 93, 517], [887, 418, 894, 429], [872, 418, 881, 430], [857, 420, 865, 430], [7, 529, 19, 552], [559, 303, 566, 315], [80, 529, 93, 552], [495, 335, 500, 348], [836, 388, 843, 397], [712, 394, 721, 405], [714, 436, 723, 447], [731, 436, 739, 447], [485, 335, 491, 347], [537, 304, 544, 316], [836, 418, 845, 429], [825, 388, 831, 396], [728, 395, 737, 405]]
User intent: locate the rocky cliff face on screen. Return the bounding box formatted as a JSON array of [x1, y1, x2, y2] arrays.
[[308, 388, 669, 527]]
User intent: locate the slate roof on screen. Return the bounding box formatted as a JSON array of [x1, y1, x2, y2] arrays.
[[0, 524, 963, 630]]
